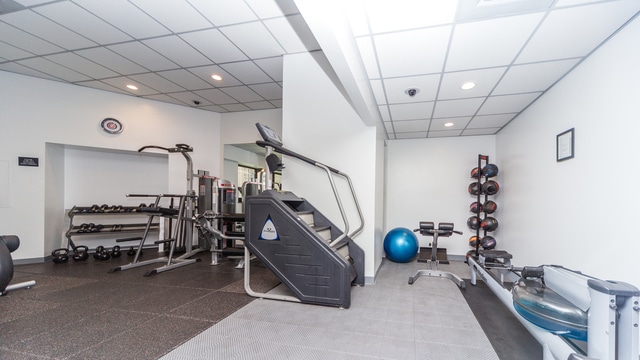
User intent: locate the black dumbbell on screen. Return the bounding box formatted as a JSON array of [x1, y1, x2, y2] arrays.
[[52, 248, 69, 264]]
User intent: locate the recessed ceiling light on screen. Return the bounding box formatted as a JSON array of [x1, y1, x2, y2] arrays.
[[126, 84, 138, 90], [211, 74, 222, 81], [461, 82, 476, 90], [444, 122, 454, 127]]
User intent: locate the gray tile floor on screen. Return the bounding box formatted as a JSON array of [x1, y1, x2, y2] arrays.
[[161, 259, 499, 360]]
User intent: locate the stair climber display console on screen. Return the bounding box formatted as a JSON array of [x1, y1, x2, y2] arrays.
[[244, 123, 365, 309]]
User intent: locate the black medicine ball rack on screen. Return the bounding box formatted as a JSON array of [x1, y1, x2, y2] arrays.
[[468, 154, 499, 257]]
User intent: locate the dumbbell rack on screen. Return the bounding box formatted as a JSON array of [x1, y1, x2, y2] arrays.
[[469, 154, 498, 257], [64, 205, 159, 252]]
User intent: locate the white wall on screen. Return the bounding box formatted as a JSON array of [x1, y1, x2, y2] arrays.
[[497, 16, 640, 286], [221, 108, 282, 145], [385, 136, 496, 255], [0, 71, 222, 260], [282, 51, 381, 282]]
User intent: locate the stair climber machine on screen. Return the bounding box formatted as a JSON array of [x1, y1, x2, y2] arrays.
[[243, 123, 365, 309]]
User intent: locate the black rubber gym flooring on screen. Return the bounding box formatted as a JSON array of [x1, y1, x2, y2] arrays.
[[0, 251, 280, 360], [2, 252, 542, 360], [461, 278, 542, 360]]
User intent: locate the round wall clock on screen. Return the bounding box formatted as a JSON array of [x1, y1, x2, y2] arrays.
[[101, 118, 123, 134]]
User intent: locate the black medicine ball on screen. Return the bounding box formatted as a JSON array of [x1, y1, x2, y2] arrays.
[[467, 216, 481, 230], [481, 236, 497, 250], [469, 201, 482, 213], [483, 200, 498, 214], [468, 182, 482, 195], [480, 217, 499, 232], [482, 180, 500, 195], [482, 164, 499, 177], [470, 167, 481, 179]]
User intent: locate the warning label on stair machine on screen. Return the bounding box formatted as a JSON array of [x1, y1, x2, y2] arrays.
[[259, 216, 279, 240]]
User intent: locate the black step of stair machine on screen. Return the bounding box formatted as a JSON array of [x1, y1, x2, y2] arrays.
[[245, 190, 364, 309]]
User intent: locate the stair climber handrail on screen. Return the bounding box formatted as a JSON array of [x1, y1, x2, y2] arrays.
[[256, 140, 365, 243]]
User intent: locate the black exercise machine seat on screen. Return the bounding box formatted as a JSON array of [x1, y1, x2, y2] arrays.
[[0, 235, 35, 296]]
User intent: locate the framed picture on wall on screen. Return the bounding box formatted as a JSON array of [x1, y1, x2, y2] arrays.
[[556, 128, 574, 162]]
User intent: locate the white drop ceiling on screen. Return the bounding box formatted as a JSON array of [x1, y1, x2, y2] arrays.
[[1, 0, 638, 139]]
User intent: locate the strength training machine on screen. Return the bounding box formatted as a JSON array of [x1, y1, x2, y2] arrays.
[[468, 250, 639, 360], [243, 123, 365, 308], [408, 221, 465, 289], [109, 144, 201, 276]]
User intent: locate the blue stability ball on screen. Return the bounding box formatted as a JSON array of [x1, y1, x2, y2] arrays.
[[384, 227, 419, 263]]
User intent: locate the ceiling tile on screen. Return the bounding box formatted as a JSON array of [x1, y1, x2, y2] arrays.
[[517, 1, 640, 63], [192, 88, 237, 104], [33, 2, 132, 44], [188, 0, 257, 26], [477, 93, 541, 115], [129, 0, 211, 33], [107, 42, 179, 72], [142, 36, 211, 68], [157, 69, 211, 90], [428, 129, 463, 138], [167, 91, 212, 106], [346, 1, 369, 37], [364, 0, 457, 33], [433, 97, 485, 118], [269, 99, 282, 108], [219, 22, 285, 58], [392, 119, 430, 132], [430, 117, 471, 131], [1, 9, 96, 50], [370, 79, 385, 104], [0, 41, 33, 60], [493, 59, 579, 95], [187, 65, 242, 87], [395, 132, 427, 139], [220, 85, 263, 102], [221, 103, 251, 112], [249, 83, 282, 100], [128, 73, 185, 93], [389, 102, 434, 121], [466, 114, 516, 129], [462, 128, 501, 136], [246, 101, 276, 110], [253, 57, 283, 82], [0, 22, 63, 55], [17, 57, 90, 82], [220, 61, 272, 84], [374, 26, 451, 78], [0, 61, 60, 81], [245, 0, 298, 18], [101, 76, 159, 96], [378, 105, 391, 122], [439, 67, 507, 100], [263, 14, 320, 53], [179, 29, 248, 64], [355, 36, 380, 79], [384, 74, 440, 104], [45, 52, 119, 79], [75, 80, 131, 95], [198, 105, 228, 112], [73, 0, 171, 39], [446, 13, 543, 72], [74, 47, 148, 75], [142, 93, 190, 106]]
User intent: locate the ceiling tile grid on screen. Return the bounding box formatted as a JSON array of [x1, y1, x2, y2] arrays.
[[0, 0, 639, 137], [0, 0, 316, 113], [348, 0, 640, 139]]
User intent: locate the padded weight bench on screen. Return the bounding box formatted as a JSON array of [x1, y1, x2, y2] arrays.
[[0, 235, 35, 296], [408, 222, 465, 289]]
